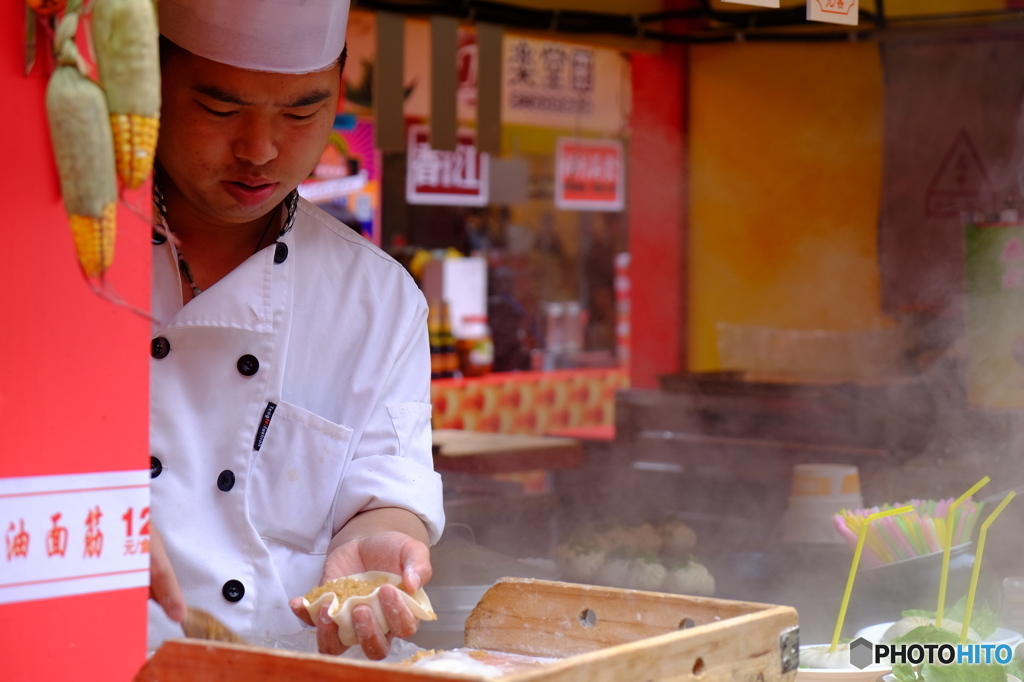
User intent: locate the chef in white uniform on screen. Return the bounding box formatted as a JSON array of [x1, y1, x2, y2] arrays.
[[147, 0, 444, 659]]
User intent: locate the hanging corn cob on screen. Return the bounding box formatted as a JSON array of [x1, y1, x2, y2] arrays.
[[91, 0, 160, 190], [45, 13, 119, 278], [28, 0, 67, 16]]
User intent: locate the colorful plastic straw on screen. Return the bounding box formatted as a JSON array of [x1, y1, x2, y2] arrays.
[[936, 476, 989, 627], [834, 498, 984, 568], [830, 505, 914, 652], [960, 491, 1015, 644]]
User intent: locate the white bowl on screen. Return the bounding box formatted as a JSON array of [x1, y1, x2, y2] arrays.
[[854, 621, 1023, 648], [798, 644, 892, 681], [853, 622, 890, 643], [798, 667, 891, 681], [859, 543, 970, 572]]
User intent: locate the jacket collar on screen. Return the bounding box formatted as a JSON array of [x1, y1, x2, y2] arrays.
[[153, 229, 293, 335]]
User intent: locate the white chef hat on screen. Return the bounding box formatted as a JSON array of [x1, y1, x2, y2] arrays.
[[158, 0, 351, 74]]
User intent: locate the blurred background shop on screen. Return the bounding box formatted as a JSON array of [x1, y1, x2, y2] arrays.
[[9, 0, 1024, 676], [296, 10, 637, 445], [291, 0, 1024, 647]]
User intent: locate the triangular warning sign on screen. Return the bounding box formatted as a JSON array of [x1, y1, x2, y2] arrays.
[[925, 130, 998, 217]]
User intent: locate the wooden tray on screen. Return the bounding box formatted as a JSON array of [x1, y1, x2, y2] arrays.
[[136, 578, 800, 681]]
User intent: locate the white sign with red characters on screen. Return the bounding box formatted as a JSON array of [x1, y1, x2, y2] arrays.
[[722, 0, 780, 8], [555, 137, 625, 212], [0, 469, 150, 605], [807, 0, 858, 26], [406, 126, 489, 207]]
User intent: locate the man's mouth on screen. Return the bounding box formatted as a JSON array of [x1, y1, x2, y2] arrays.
[[222, 180, 279, 207]]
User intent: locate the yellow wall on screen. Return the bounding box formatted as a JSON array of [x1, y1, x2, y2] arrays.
[[688, 41, 888, 371], [494, 1, 1000, 373]]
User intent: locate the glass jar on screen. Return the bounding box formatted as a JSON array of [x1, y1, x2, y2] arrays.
[[1000, 576, 1024, 635], [456, 315, 494, 378]]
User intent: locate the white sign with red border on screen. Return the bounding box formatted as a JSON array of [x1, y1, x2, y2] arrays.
[[0, 469, 150, 605], [807, 0, 858, 26], [555, 137, 625, 212], [406, 126, 489, 206], [722, 0, 780, 8]]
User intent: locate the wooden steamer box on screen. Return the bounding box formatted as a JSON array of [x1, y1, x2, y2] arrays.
[[137, 578, 800, 681]]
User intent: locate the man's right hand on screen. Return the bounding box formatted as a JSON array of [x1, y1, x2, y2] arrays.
[[150, 525, 186, 622]]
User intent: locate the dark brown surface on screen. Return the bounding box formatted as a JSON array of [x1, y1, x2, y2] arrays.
[[632, 374, 939, 457], [432, 429, 584, 475]]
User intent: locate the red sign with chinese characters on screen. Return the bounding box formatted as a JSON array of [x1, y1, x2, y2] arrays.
[[0, 470, 150, 606], [555, 137, 625, 212], [807, 0, 858, 26], [406, 126, 489, 206]]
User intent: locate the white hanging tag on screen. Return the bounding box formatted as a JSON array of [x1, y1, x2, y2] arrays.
[[722, 0, 780, 8], [807, 0, 859, 26]]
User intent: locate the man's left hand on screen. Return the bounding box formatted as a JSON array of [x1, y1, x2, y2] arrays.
[[288, 530, 432, 659]]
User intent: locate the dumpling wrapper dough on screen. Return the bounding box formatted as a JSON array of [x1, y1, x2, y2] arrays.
[[302, 570, 437, 647]]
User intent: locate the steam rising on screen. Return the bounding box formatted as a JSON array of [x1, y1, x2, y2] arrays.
[[437, 25, 1024, 648]]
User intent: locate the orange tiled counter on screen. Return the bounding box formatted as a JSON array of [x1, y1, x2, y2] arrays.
[[430, 368, 628, 435]]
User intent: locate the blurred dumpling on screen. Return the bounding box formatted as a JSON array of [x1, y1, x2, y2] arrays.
[[594, 548, 634, 588], [555, 544, 606, 583], [662, 559, 715, 596], [627, 523, 663, 554], [660, 518, 697, 557], [595, 524, 634, 552], [626, 554, 668, 591]]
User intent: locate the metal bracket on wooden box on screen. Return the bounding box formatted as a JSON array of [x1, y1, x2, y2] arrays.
[[779, 625, 800, 674]]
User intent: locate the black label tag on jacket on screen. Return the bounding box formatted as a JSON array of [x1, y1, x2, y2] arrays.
[[254, 402, 277, 451]]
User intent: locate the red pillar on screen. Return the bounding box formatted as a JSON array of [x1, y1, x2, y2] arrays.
[[0, 3, 150, 679], [628, 38, 689, 388]]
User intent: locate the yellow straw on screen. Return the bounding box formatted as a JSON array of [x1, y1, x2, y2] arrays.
[[936, 476, 989, 626], [960, 491, 1015, 644], [830, 505, 914, 652], [847, 516, 893, 563]]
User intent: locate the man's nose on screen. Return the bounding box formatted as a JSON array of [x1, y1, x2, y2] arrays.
[[233, 117, 278, 166]]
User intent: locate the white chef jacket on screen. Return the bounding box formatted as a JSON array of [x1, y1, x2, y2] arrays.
[[148, 199, 445, 650]]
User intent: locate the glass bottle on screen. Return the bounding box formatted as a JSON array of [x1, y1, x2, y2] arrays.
[[456, 315, 494, 378], [428, 300, 446, 380], [438, 301, 458, 379]]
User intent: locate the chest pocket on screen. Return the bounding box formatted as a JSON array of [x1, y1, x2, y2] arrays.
[[248, 401, 353, 554]]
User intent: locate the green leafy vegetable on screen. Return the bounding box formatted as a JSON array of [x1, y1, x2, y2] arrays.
[[903, 609, 936, 619], [891, 625, 961, 646], [899, 596, 998, 641], [884, 641, 1019, 682], [946, 598, 998, 641], [891, 662, 917, 681], [888, 626, 960, 681], [892, 662, 1016, 682], [919, 662, 1008, 682]]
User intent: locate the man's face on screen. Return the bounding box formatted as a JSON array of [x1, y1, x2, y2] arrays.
[[157, 49, 340, 227]]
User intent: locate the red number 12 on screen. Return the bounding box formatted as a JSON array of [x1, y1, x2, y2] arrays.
[[122, 507, 151, 537]]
